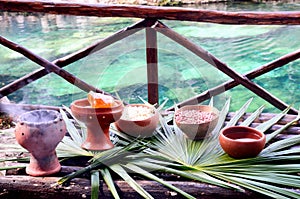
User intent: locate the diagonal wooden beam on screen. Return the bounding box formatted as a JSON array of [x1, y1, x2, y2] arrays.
[[154, 21, 298, 114], [0, 19, 150, 98], [168, 49, 300, 111], [0, 36, 106, 97]]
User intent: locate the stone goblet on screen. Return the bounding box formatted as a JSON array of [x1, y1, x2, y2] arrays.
[[15, 109, 66, 176]]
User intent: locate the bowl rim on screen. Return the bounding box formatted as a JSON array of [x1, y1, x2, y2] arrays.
[[220, 126, 266, 143], [174, 104, 219, 125], [71, 98, 123, 111], [17, 109, 61, 126]]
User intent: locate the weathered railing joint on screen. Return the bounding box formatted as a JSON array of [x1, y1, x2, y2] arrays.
[[1, 0, 300, 25], [145, 19, 159, 105]]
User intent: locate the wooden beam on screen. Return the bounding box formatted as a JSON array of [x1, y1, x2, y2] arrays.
[[0, 175, 268, 199], [154, 21, 298, 114], [0, 19, 148, 98], [170, 49, 300, 111], [0, 0, 300, 25], [145, 19, 159, 105], [0, 36, 108, 97]]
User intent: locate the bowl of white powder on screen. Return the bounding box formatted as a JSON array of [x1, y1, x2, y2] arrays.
[[115, 104, 159, 138]]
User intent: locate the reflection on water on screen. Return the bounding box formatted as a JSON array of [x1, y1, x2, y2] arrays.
[[0, 1, 300, 112]]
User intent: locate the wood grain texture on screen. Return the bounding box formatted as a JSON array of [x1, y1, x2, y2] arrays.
[[0, 0, 300, 25], [0, 175, 268, 199]]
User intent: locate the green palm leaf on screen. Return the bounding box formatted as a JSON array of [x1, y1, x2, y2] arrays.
[[61, 107, 86, 144], [266, 109, 300, 143], [240, 105, 264, 126], [110, 164, 154, 199], [142, 98, 300, 199], [255, 106, 290, 132], [100, 168, 120, 199], [124, 163, 196, 199], [226, 97, 252, 127], [91, 170, 100, 199], [5, 98, 293, 199], [208, 171, 295, 199]]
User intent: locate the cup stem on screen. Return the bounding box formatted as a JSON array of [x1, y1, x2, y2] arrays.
[[81, 123, 114, 151], [26, 151, 61, 176]]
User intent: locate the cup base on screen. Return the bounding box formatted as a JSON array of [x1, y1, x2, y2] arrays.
[[26, 153, 61, 177]]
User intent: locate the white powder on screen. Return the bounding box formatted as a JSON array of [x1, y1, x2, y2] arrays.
[[121, 105, 155, 121]]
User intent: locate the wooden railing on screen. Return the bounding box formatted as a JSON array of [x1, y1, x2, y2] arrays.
[[0, 0, 300, 114]]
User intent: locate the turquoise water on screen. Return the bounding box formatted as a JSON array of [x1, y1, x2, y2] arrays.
[[0, 1, 300, 112]]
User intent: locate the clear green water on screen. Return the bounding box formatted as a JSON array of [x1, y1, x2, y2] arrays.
[[0, 1, 300, 112]]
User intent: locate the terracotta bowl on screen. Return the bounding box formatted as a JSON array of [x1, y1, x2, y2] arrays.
[[115, 104, 159, 138], [219, 126, 266, 159], [174, 105, 219, 140]]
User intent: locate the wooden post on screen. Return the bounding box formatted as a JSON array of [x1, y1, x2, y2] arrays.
[[145, 20, 159, 105]]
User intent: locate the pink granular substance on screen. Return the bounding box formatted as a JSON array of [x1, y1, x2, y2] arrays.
[[175, 110, 216, 124]]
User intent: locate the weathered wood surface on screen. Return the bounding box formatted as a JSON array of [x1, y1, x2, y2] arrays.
[[0, 108, 300, 198], [1, 159, 299, 198], [1, 0, 300, 25], [0, 175, 267, 199]]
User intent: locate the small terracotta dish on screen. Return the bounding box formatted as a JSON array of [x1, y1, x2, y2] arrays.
[[174, 105, 219, 140], [219, 126, 266, 159], [115, 104, 159, 138]]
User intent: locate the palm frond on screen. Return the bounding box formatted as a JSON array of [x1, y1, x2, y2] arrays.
[[91, 170, 100, 199], [132, 160, 241, 191], [141, 98, 300, 199], [110, 164, 154, 199], [124, 163, 196, 199], [266, 109, 300, 143], [240, 105, 264, 126], [261, 134, 300, 155], [226, 97, 252, 127], [207, 171, 294, 199], [255, 106, 290, 132], [100, 168, 120, 199], [3, 98, 297, 199], [60, 108, 85, 145]]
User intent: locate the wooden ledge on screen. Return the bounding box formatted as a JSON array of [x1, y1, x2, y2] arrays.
[[0, 175, 268, 199]]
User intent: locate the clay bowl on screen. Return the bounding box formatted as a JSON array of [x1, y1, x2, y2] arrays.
[[70, 98, 123, 126], [174, 105, 219, 140], [115, 104, 159, 138], [219, 126, 266, 159]]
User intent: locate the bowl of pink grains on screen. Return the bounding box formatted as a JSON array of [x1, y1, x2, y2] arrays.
[[174, 105, 219, 140]]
